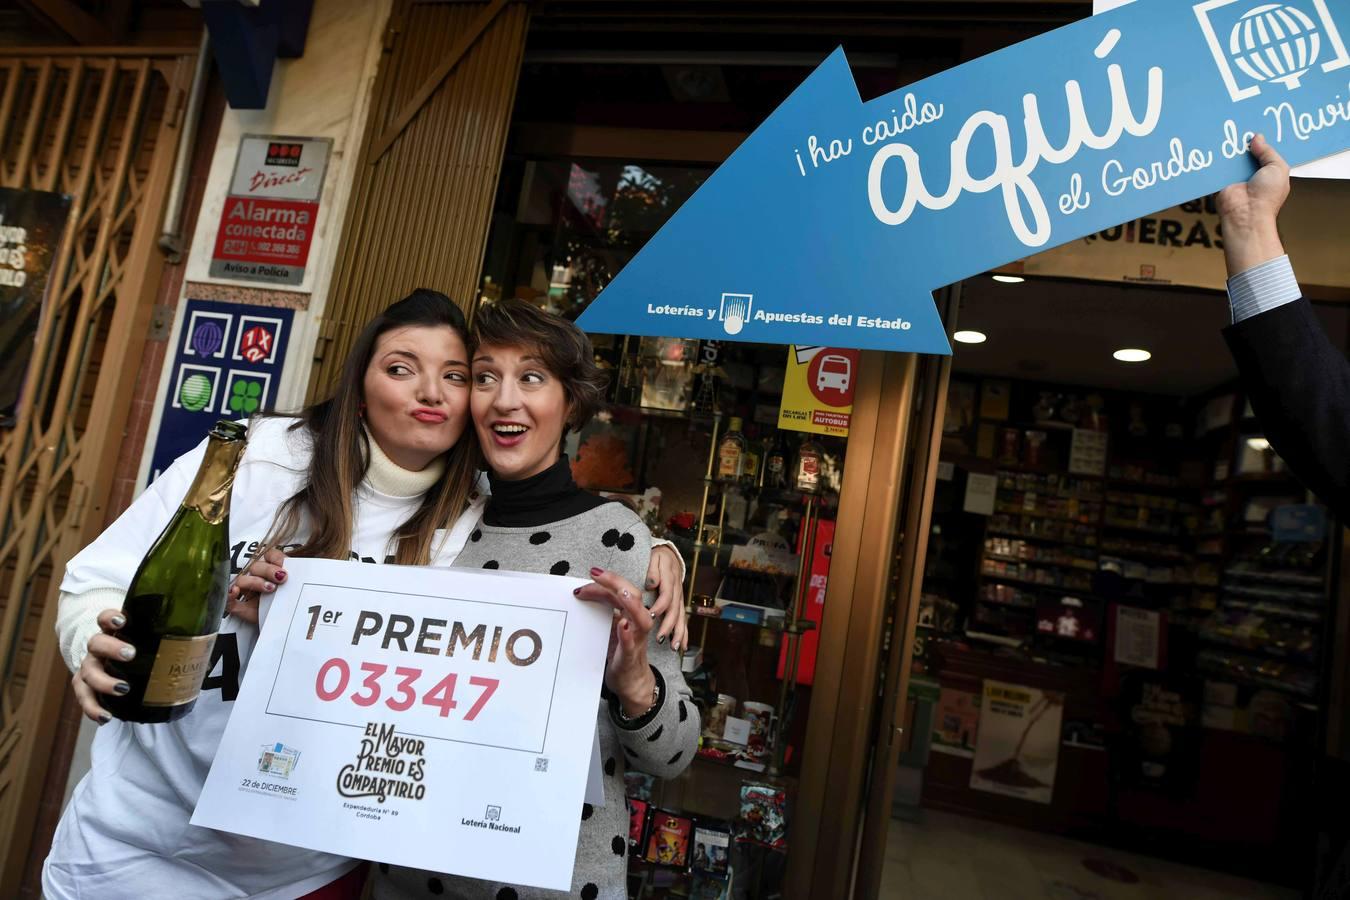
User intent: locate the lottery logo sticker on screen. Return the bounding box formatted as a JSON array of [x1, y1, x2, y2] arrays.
[[225, 370, 272, 415], [232, 315, 284, 365], [172, 364, 221, 413], [183, 311, 232, 359]]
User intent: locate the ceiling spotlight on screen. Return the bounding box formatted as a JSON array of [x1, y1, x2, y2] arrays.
[[991, 274, 1025, 284], [1247, 437, 1271, 452], [953, 330, 987, 344], [1113, 348, 1151, 363]]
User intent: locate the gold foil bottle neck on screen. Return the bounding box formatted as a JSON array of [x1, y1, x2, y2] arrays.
[[184, 420, 248, 525]]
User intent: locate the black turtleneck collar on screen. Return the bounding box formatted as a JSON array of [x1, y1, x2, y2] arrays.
[[483, 455, 610, 527]]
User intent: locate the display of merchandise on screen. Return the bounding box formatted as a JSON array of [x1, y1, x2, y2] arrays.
[[763, 434, 790, 490], [1035, 595, 1102, 643], [1200, 533, 1329, 710], [794, 437, 823, 494], [717, 417, 748, 482], [742, 701, 775, 763], [690, 873, 733, 900], [692, 821, 732, 877], [628, 797, 651, 854], [743, 430, 762, 485], [643, 809, 694, 867], [704, 693, 737, 741], [625, 771, 656, 802], [737, 782, 788, 850], [988, 512, 1098, 547]]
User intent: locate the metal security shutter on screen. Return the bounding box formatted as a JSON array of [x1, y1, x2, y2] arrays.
[[308, 0, 528, 398], [0, 49, 195, 893]]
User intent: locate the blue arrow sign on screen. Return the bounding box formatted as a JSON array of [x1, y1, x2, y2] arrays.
[[577, 0, 1350, 354]]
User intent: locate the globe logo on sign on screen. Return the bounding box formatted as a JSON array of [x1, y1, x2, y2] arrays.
[[179, 373, 213, 412], [191, 321, 224, 357], [1230, 4, 1320, 89], [1195, 0, 1350, 102]]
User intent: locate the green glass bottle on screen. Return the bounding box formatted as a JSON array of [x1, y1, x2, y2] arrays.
[[105, 420, 247, 723]]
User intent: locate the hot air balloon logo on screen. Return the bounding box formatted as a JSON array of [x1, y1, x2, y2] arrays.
[[1231, 5, 1321, 88], [1195, 0, 1350, 102]]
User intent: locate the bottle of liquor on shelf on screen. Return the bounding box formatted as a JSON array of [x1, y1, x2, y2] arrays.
[[105, 420, 248, 723], [717, 417, 748, 483], [795, 436, 824, 494], [763, 432, 790, 491], [742, 425, 762, 486]]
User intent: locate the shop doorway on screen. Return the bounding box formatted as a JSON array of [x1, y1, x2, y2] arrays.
[[869, 272, 1348, 899]]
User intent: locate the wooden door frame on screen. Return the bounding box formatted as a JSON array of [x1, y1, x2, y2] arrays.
[[852, 284, 959, 899]]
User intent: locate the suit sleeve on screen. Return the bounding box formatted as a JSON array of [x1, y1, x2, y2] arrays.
[[603, 520, 700, 779], [54, 436, 206, 672], [1223, 297, 1350, 517]]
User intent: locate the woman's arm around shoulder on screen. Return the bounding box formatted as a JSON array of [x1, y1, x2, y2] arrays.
[[600, 514, 700, 780]]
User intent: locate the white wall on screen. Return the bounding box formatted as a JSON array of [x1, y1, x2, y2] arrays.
[[135, 0, 395, 487]]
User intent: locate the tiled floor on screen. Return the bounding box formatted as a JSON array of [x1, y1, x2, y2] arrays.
[[880, 810, 1297, 900]]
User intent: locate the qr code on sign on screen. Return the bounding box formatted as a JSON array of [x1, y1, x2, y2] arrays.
[[535, 757, 548, 772]]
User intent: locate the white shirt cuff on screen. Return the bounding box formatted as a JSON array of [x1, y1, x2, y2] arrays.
[[1227, 255, 1301, 324]]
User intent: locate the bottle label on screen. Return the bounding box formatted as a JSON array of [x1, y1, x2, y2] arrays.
[[717, 448, 742, 478], [797, 455, 821, 491], [142, 634, 218, 707]]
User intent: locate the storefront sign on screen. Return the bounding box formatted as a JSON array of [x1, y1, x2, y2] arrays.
[[210, 135, 331, 286], [0, 188, 71, 426], [192, 558, 611, 892], [777, 345, 857, 436], [576, 0, 1350, 353], [970, 680, 1064, 804], [146, 298, 293, 483], [1023, 182, 1350, 289]]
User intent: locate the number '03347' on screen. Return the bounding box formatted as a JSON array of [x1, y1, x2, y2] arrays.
[[314, 658, 499, 720]]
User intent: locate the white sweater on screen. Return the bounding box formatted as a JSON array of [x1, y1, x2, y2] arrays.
[[45, 420, 682, 900], [43, 417, 483, 900]]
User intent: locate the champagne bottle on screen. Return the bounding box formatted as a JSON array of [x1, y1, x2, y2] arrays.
[[105, 420, 248, 723]]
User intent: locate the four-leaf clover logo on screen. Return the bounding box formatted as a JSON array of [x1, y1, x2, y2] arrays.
[[228, 378, 264, 413]]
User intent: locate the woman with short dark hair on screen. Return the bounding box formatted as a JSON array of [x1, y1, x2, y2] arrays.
[[376, 299, 700, 900]]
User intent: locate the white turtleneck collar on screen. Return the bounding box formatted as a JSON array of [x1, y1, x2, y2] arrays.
[[363, 428, 446, 498]]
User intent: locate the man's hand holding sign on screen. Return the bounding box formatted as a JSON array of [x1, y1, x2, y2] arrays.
[[192, 559, 613, 891], [576, 0, 1350, 352]]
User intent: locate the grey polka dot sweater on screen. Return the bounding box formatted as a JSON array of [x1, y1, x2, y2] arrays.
[[373, 500, 700, 900]]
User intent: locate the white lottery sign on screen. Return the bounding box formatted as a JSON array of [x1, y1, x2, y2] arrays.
[[192, 558, 612, 891]]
